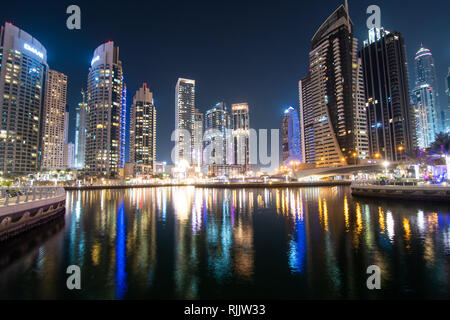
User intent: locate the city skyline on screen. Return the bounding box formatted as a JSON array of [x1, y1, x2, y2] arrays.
[[0, 1, 448, 165]]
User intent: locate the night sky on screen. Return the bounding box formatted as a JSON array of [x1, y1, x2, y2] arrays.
[[1, 0, 449, 163]]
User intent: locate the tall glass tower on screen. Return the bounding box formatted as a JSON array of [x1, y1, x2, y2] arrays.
[[174, 78, 195, 166], [204, 102, 231, 165], [75, 90, 87, 169], [130, 83, 156, 171], [446, 67, 450, 134], [85, 41, 125, 178], [231, 103, 250, 169], [299, 4, 367, 167], [282, 106, 301, 165], [359, 28, 416, 161], [413, 46, 440, 147], [0, 22, 48, 174], [42, 69, 67, 169]]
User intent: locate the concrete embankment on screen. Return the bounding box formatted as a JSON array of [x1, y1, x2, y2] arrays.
[[351, 184, 450, 201], [64, 180, 351, 191], [0, 189, 66, 241]]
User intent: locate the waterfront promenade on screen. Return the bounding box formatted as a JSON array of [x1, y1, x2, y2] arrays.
[[64, 180, 352, 191], [351, 182, 450, 201], [0, 187, 66, 241]]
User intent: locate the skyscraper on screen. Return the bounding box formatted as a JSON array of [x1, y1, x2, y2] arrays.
[[282, 106, 301, 165], [445, 67, 450, 134], [75, 90, 87, 169], [130, 83, 156, 172], [204, 102, 231, 165], [175, 78, 195, 166], [192, 108, 203, 168], [231, 103, 250, 169], [412, 46, 440, 148], [298, 5, 368, 167], [41, 69, 67, 169], [359, 28, 416, 161], [85, 41, 125, 178], [0, 22, 48, 174]]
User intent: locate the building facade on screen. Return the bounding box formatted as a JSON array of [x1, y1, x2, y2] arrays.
[[41, 69, 67, 169], [174, 78, 195, 166], [85, 41, 125, 177], [282, 106, 301, 165], [74, 90, 87, 169], [298, 5, 368, 167], [359, 28, 417, 161], [445, 67, 450, 134], [204, 102, 232, 165], [412, 47, 440, 148], [0, 23, 48, 174], [130, 83, 156, 172], [192, 108, 203, 168], [231, 103, 250, 169]]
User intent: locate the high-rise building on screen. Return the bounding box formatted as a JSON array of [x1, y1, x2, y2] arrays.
[[130, 83, 156, 172], [282, 106, 301, 165], [359, 28, 416, 161], [64, 142, 75, 168], [0, 23, 48, 174], [192, 108, 203, 168], [412, 46, 440, 148], [204, 102, 231, 165], [41, 69, 67, 169], [298, 5, 368, 167], [85, 41, 125, 178], [74, 90, 87, 169], [445, 67, 450, 133], [174, 78, 195, 166], [231, 103, 250, 169]]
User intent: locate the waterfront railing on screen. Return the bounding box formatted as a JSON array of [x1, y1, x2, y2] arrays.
[[0, 187, 65, 207]]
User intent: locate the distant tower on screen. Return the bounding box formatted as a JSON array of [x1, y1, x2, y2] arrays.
[[412, 46, 440, 148], [282, 106, 301, 165], [446, 67, 450, 133], [359, 28, 416, 161], [130, 83, 156, 171], [42, 69, 68, 169], [75, 90, 87, 169], [231, 103, 250, 169], [192, 108, 203, 168], [85, 41, 125, 177], [175, 78, 195, 166], [204, 102, 231, 165]]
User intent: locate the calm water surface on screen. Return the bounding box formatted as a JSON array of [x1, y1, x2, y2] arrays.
[[0, 186, 449, 299]]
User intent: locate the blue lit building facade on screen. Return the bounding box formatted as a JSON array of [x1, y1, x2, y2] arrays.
[[282, 106, 301, 165], [0, 22, 48, 174]]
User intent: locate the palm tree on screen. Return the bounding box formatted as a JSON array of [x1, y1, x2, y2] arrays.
[[430, 132, 450, 154]]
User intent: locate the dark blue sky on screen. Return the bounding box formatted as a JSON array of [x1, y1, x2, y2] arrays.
[[1, 0, 449, 163]]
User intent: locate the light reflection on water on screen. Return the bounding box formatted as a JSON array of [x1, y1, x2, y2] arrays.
[[0, 186, 449, 299]]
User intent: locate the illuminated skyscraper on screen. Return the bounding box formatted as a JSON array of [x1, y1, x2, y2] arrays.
[[192, 108, 203, 168], [174, 78, 195, 165], [446, 68, 450, 133], [282, 106, 301, 165], [41, 69, 67, 169], [0, 22, 48, 174], [85, 41, 125, 177], [299, 5, 368, 167], [130, 83, 156, 171], [412, 46, 440, 148], [75, 90, 87, 169], [359, 28, 416, 161], [204, 102, 231, 165], [231, 103, 250, 169]]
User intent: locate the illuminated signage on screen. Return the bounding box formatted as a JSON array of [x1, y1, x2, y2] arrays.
[[91, 55, 100, 66], [23, 43, 44, 59]]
